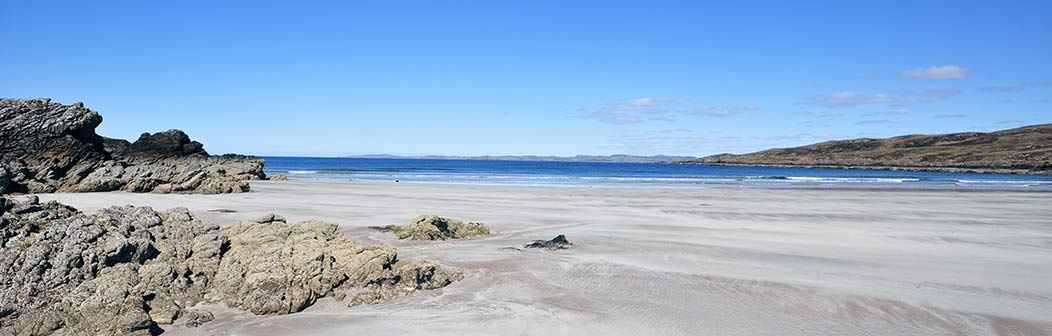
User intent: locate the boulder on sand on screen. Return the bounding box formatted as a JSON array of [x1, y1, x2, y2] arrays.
[[524, 235, 573, 250], [387, 214, 490, 240]]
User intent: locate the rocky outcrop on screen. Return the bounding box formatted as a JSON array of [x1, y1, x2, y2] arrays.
[[524, 235, 572, 250], [0, 198, 461, 335], [683, 124, 1052, 175], [0, 98, 266, 194], [387, 215, 490, 240]]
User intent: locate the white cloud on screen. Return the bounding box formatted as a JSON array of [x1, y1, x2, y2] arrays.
[[692, 105, 759, 117], [578, 98, 757, 123], [576, 97, 679, 124], [981, 85, 1024, 93], [900, 65, 969, 80], [896, 88, 961, 104], [611, 98, 679, 111], [801, 91, 892, 107], [856, 119, 894, 125], [802, 89, 959, 107]]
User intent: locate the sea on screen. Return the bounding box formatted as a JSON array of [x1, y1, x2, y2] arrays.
[[262, 156, 1052, 191]]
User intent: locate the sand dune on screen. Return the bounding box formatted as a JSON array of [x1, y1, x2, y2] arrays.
[[34, 180, 1052, 335]]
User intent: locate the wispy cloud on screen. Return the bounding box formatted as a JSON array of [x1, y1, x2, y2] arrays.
[[934, 114, 966, 119], [900, 65, 969, 80], [578, 98, 756, 123], [981, 85, 1025, 93], [577, 97, 679, 124], [863, 108, 909, 117], [602, 129, 743, 155], [801, 92, 892, 107], [801, 89, 958, 107], [691, 105, 759, 117], [896, 88, 961, 104], [856, 119, 894, 125], [608, 98, 679, 112]]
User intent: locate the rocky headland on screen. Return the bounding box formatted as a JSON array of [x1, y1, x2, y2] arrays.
[[682, 124, 1052, 174], [0, 98, 266, 194], [0, 197, 461, 335]]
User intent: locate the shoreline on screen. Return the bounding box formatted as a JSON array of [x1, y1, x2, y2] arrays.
[[254, 176, 1052, 193]]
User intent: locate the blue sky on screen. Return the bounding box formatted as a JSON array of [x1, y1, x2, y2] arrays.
[[2, 1, 1050, 157]]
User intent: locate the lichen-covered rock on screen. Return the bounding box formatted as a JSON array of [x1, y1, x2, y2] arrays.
[[0, 202, 461, 335], [211, 217, 351, 314], [0, 98, 266, 194], [388, 215, 490, 240]]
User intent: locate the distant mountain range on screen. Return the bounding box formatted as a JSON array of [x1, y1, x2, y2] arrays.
[[342, 154, 695, 163], [682, 124, 1052, 175]]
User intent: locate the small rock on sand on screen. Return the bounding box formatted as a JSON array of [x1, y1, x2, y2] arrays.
[[524, 235, 572, 250]]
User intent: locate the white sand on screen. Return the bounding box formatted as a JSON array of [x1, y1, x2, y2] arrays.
[[32, 180, 1052, 335]]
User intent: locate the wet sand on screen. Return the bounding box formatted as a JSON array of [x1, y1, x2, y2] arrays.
[[34, 180, 1052, 335]]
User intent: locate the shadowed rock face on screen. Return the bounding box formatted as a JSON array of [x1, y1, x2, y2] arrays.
[[0, 198, 461, 335], [683, 124, 1052, 174], [0, 98, 266, 194]]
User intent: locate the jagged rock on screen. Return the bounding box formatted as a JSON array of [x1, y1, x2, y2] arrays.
[[0, 202, 461, 335], [387, 215, 490, 240], [268, 173, 288, 180], [125, 130, 206, 158], [0, 98, 266, 194], [524, 235, 572, 250]]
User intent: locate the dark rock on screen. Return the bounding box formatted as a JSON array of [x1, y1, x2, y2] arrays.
[[524, 235, 572, 250], [0, 98, 266, 194], [0, 199, 461, 335], [126, 130, 206, 158]]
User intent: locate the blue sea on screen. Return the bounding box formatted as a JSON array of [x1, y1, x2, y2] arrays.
[[262, 157, 1052, 191]]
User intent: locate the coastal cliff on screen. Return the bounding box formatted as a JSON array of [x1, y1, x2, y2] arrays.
[[0, 98, 266, 194], [684, 124, 1052, 174]]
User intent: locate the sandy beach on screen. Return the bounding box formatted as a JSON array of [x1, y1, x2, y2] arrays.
[[25, 180, 1052, 335]]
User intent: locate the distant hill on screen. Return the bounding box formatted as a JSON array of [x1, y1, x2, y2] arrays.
[[343, 154, 694, 163], [682, 124, 1052, 175]]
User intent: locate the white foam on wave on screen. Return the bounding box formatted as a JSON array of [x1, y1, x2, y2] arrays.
[[287, 170, 320, 174], [785, 177, 922, 183]]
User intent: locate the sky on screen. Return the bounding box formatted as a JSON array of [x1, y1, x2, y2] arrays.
[[2, 1, 1051, 157]]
